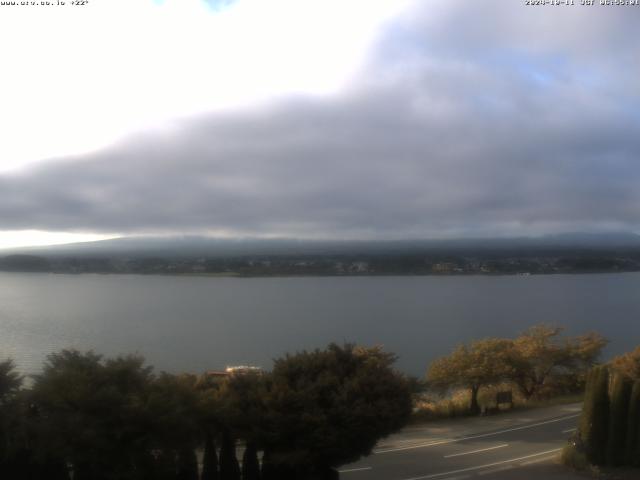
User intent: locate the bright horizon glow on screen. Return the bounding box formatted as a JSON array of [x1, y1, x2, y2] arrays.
[[0, 231, 120, 251], [0, 0, 407, 173]]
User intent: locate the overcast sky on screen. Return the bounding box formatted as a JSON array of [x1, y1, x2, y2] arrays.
[[1, 0, 638, 248]]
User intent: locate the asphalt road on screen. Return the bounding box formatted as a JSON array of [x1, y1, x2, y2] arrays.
[[339, 403, 584, 480]]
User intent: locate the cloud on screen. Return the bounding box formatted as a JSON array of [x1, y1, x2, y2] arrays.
[[1, 0, 639, 239]]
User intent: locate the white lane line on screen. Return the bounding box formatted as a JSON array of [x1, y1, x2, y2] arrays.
[[375, 414, 579, 454], [443, 444, 508, 458], [378, 438, 448, 451], [440, 475, 471, 480], [520, 454, 558, 466], [478, 465, 513, 475], [338, 467, 372, 473], [562, 428, 577, 434], [399, 448, 562, 480]]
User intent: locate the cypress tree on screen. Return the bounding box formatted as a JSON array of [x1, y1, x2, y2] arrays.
[[156, 450, 178, 480], [177, 447, 199, 480], [41, 454, 71, 480], [219, 431, 240, 480], [579, 365, 610, 465], [259, 451, 295, 480], [579, 367, 598, 461], [260, 450, 276, 480], [606, 373, 632, 466], [626, 381, 640, 467], [201, 433, 219, 480], [241, 442, 260, 480]]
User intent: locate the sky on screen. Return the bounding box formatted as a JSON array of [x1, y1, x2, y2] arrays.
[[0, 0, 639, 248]]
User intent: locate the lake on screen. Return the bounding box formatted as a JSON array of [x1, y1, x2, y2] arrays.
[[1, 272, 638, 376]]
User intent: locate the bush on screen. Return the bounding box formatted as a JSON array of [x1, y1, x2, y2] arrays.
[[561, 443, 589, 471], [412, 389, 472, 421], [260, 344, 412, 475]]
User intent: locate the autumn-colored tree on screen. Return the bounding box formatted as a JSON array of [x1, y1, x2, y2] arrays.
[[427, 338, 514, 414], [508, 325, 606, 400], [611, 346, 640, 381]]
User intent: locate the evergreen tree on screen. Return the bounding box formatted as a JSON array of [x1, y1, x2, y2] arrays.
[[579, 365, 610, 465], [177, 447, 199, 480], [201, 433, 219, 480], [626, 381, 640, 467], [606, 373, 632, 465], [259, 450, 276, 480], [219, 431, 241, 480], [263, 344, 412, 477], [241, 442, 260, 480], [156, 450, 178, 480]]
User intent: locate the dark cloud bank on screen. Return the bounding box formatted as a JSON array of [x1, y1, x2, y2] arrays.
[[3, 0, 639, 239]]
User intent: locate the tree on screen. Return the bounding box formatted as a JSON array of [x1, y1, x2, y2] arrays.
[[625, 381, 640, 466], [261, 343, 412, 479], [0, 359, 22, 404], [611, 346, 640, 381], [427, 338, 514, 414], [579, 365, 610, 465], [242, 442, 261, 480], [215, 371, 267, 480], [219, 430, 241, 480], [508, 325, 606, 400], [145, 373, 203, 479], [606, 373, 632, 466], [0, 359, 27, 479], [201, 432, 220, 480], [30, 350, 155, 479], [176, 446, 198, 480]]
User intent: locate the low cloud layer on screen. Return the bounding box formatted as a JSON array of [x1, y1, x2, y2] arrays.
[[2, 1, 639, 239]]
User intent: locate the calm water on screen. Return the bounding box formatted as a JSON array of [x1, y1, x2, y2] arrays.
[[0, 272, 638, 376]]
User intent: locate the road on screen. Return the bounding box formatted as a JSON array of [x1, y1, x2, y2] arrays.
[[340, 403, 585, 480]]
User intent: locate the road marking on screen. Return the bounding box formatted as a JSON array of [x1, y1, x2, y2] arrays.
[[440, 476, 471, 480], [478, 465, 513, 475], [338, 466, 372, 473], [375, 414, 579, 454], [562, 428, 577, 434], [443, 444, 508, 458], [399, 448, 562, 480], [520, 454, 558, 466], [562, 406, 582, 412]]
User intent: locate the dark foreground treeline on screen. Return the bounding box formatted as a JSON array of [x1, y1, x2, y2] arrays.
[[0, 344, 412, 480], [564, 346, 640, 470]]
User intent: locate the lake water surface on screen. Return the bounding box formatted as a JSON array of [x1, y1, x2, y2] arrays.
[[1, 272, 638, 376]]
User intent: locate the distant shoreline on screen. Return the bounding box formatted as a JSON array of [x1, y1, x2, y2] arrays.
[[2, 269, 639, 278]]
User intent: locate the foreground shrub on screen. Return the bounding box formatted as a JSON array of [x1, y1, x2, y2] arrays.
[[561, 443, 589, 471], [261, 344, 413, 477]]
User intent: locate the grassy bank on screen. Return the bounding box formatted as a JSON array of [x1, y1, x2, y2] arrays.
[[411, 384, 583, 423]]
